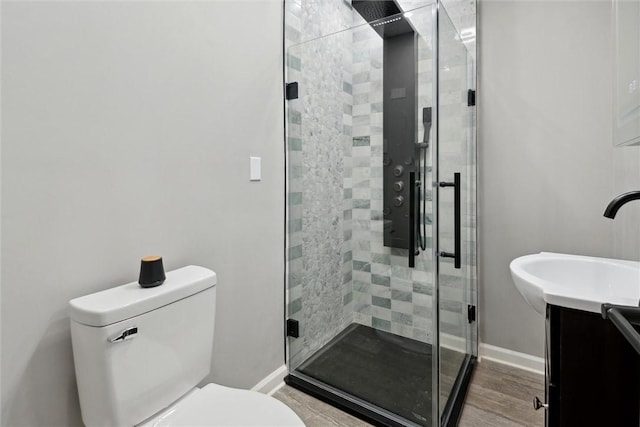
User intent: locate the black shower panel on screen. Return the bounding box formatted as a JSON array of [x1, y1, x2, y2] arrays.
[[353, 0, 419, 250], [382, 31, 417, 250]]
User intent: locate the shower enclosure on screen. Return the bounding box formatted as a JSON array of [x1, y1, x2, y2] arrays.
[[284, 1, 477, 425]]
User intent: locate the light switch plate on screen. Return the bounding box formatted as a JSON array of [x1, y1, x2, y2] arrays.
[[250, 156, 261, 181]]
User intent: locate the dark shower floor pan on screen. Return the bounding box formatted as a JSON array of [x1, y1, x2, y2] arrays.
[[296, 323, 434, 426]]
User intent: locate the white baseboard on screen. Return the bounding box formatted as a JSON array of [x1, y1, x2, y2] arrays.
[[479, 343, 545, 375], [251, 364, 288, 396]]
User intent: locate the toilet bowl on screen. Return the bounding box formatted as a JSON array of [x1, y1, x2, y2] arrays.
[[138, 384, 302, 427], [69, 265, 304, 427]]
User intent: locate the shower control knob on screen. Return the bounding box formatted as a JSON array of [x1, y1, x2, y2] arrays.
[[393, 165, 404, 177], [404, 157, 413, 165], [393, 181, 404, 192], [383, 207, 391, 216], [393, 196, 404, 207]]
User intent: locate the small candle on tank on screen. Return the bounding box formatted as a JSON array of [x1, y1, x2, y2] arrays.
[[138, 256, 166, 288]]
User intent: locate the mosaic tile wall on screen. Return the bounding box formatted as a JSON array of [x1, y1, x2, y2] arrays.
[[285, 0, 477, 367], [285, 0, 356, 369]]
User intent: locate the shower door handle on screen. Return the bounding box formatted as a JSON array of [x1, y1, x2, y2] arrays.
[[408, 172, 418, 268], [439, 172, 461, 269]]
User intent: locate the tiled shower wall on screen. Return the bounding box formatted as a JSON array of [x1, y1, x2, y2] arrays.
[[286, 0, 476, 367], [349, 16, 436, 343]]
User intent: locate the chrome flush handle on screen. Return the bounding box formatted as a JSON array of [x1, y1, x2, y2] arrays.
[[109, 326, 138, 343]]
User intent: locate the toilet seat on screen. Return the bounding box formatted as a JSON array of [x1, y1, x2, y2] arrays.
[[138, 383, 305, 426]]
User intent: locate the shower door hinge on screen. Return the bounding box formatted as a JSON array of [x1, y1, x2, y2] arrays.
[[467, 89, 476, 106], [285, 82, 299, 100], [287, 319, 300, 338], [468, 304, 476, 323]]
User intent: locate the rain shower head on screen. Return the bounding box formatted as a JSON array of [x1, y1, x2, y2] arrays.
[[352, 0, 413, 38], [352, 0, 401, 21]]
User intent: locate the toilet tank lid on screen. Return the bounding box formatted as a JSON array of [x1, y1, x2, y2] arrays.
[[69, 265, 216, 327]]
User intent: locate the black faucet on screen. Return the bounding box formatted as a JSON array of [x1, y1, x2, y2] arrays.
[[603, 191, 640, 219]]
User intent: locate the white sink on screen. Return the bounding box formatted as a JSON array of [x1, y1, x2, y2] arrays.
[[510, 252, 640, 315]]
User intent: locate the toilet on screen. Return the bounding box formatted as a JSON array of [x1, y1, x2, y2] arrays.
[[69, 265, 304, 426]]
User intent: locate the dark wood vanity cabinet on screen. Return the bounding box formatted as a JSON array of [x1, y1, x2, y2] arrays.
[[545, 305, 640, 426]]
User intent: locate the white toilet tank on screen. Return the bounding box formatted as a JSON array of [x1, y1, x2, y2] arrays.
[[69, 266, 217, 427]]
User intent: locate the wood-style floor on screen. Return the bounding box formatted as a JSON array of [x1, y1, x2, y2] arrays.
[[273, 359, 545, 426]]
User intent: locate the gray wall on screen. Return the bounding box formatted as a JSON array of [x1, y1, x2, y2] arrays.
[[1, 1, 284, 425], [478, 0, 639, 358], [613, 146, 640, 260]]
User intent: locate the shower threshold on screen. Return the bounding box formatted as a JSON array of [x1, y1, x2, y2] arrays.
[[285, 324, 474, 427]]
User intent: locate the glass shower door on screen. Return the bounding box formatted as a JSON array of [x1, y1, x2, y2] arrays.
[[285, 6, 440, 426], [436, 5, 478, 423]]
